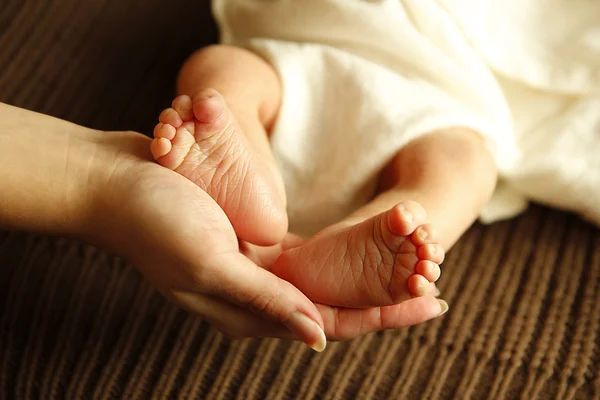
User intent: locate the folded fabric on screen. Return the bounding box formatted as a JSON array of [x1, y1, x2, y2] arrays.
[[213, 0, 600, 235]]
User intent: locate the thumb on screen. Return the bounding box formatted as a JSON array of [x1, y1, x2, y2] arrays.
[[201, 251, 327, 351]]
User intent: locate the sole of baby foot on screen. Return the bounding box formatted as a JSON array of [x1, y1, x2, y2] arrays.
[[150, 89, 288, 246], [272, 201, 444, 308]]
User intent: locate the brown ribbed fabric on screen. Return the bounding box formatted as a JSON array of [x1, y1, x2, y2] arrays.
[[1, 1, 599, 399]]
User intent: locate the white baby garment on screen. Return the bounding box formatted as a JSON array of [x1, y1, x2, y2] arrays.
[[213, 0, 600, 236]]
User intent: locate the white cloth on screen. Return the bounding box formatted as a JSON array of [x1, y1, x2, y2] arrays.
[[213, 0, 600, 236]]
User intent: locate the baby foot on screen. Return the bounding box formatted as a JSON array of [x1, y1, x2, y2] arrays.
[[150, 89, 287, 245], [272, 201, 443, 308]]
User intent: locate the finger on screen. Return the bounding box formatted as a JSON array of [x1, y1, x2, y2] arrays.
[[200, 251, 327, 351], [238, 240, 284, 269], [173, 291, 294, 339], [281, 233, 306, 250], [173, 293, 449, 344], [316, 296, 449, 341]]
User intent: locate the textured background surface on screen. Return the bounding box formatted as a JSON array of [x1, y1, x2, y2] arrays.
[[1, 1, 600, 399]]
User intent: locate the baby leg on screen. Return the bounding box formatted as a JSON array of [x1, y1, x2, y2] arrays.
[[273, 127, 497, 307], [150, 45, 286, 246]]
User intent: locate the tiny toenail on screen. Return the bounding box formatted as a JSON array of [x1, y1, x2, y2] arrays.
[[197, 91, 216, 100], [418, 228, 428, 241], [399, 205, 413, 223]]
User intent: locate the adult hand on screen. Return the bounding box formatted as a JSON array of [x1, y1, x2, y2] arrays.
[[91, 131, 446, 350]]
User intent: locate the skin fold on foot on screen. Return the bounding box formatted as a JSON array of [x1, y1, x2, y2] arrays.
[[150, 89, 287, 246], [272, 201, 444, 308]]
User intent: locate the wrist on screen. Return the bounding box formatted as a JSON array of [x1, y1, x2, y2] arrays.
[[0, 104, 101, 235], [75, 130, 154, 247], [0, 103, 153, 241]]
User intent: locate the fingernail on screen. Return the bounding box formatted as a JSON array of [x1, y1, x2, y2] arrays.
[[287, 312, 327, 352], [432, 286, 441, 297], [437, 299, 449, 316]]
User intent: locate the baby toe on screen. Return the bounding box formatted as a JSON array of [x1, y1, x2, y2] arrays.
[[154, 122, 176, 140], [399, 201, 427, 223], [415, 260, 441, 282], [192, 87, 223, 103], [171, 95, 194, 121], [387, 201, 428, 237], [417, 243, 445, 264], [158, 108, 183, 127], [180, 120, 196, 136], [192, 90, 227, 126], [150, 137, 172, 160], [411, 224, 439, 246], [408, 274, 431, 297]]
